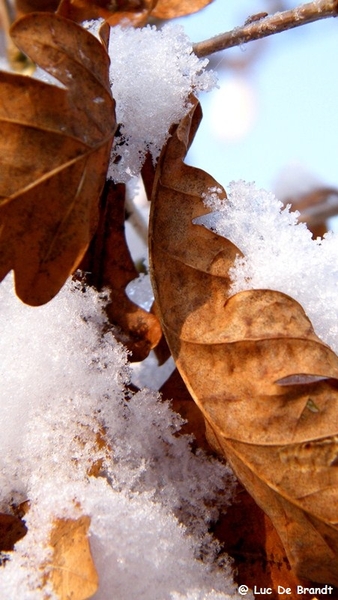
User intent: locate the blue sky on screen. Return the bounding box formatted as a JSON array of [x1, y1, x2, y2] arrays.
[[176, 1, 338, 194]]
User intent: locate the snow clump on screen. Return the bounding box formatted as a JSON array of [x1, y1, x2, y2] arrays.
[[108, 24, 216, 182], [195, 180, 338, 354], [0, 275, 240, 600]]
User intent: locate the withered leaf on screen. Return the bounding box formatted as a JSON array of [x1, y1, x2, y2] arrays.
[[47, 516, 98, 600], [283, 186, 338, 239], [0, 13, 116, 305], [80, 180, 162, 361], [149, 96, 338, 586], [160, 368, 209, 450], [15, 0, 59, 17], [57, 0, 156, 26], [151, 0, 214, 19], [57, 0, 213, 25], [214, 483, 319, 600], [0, 513, 27, 551]]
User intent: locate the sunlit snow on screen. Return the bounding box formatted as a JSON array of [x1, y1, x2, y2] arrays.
[[108, 24, 216, 182], [195, 180, 338, 353], [0, 276, 240, 599]]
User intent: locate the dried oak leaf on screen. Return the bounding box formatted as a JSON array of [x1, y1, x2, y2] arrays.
[[151, 0, 214, 19], [80, 180, 162, 362], [160, 367, 210, 452], [283, 186, 338, 239], [57, 0, 213, 25], [0, 513, 27, 551], [149, 95, 338, 586], [0, 13, 116, 305], [15, 0, 60, 17], [159, 372, 330, 599], [47, 516, 98, 600], [213, 483, 322, 600], [57, 0, 156, 25]]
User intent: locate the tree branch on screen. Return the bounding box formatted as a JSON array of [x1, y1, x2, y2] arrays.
[[193, 0, 338, 58]]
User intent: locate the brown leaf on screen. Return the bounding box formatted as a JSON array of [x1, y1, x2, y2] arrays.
[[141, 151, 156, 204], [0, 13, 116, 305], [0, 513, 27, 551], [80, 180, 162, 361], [57, 0, 157, 26], [151, 0, 214, 19], [160, 367, 209, 451], [57, 0, 212, 24], [15, 0, 59, 17], [160, 370, 338, 599], [47, 516, 98, 600], [149, 96, 338, 586], [283, 187, 338, 239], [214, 483, 327, 600]]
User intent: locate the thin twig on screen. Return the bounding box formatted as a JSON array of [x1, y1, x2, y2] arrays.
[[193, 0, 338, 58]]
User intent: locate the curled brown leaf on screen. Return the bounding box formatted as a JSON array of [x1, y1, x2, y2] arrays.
[[0, 13, 116, 305], [57, 0, 157, 25], [57, 0, 213, 25], [149, 96, 338, 586], [80, 180, 162, 361], [15, 0, 59, 16], [151, 0, 214, 19]]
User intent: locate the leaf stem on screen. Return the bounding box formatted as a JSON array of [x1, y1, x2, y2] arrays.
[[193, 0, 338, 58]]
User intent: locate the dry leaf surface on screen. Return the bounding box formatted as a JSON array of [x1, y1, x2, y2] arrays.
[[213, 483, 323, 600], [0, 13, 116, 305], [57, 0, 152, 25], [149, 96, 338, 586], [0, 513, 27, 551], [57, 0, 213, 24], [47, 516, 98, 600], [80, 180, 162, 361], [15, 0, 59, 16], [151, 0, 214, 19], [160, 371, 338, 598], [283, 186, 338, 239]]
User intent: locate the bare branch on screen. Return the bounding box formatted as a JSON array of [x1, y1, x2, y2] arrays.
[[193, 0, 338, 58]]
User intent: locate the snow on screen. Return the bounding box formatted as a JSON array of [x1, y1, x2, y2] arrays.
[[194, 180, 338, 353], [126, 272, 154, 312], [0, 275, 240, 600], [107, 24, 216, 182], [29, 20, 215, 185]]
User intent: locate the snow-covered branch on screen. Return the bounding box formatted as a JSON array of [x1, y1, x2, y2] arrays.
[[193, 0, 338, 57]]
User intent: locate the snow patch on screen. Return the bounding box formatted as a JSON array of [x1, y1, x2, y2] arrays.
[[108, 24, 216, 182], [0, 275, 239, 599], [195, 180, 338, 353]]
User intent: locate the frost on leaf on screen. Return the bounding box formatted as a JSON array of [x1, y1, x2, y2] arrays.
[[149, 95, 338, 586], [196, 180, 338, 355], [0, 13, 116, 305]]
